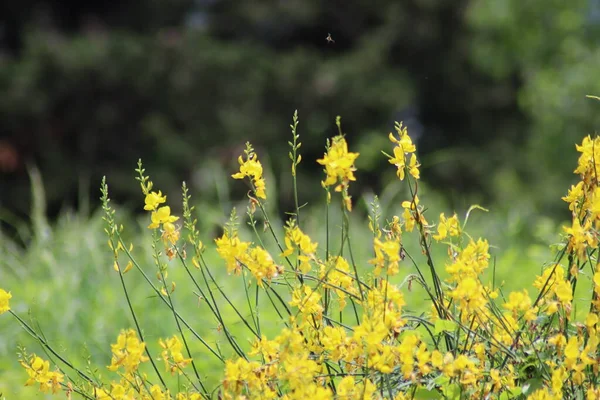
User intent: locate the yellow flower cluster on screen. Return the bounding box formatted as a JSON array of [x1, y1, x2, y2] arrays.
[[215, 231, 281, 286], [20, 354, 64, 394], [159, 335, 192, 375], [388, 121, 420, 181], [232, 143, 267, 199], [12, 123, 600, 399], [281, 222, 318, 274], [317, 135, 359, 210], [144, 190, 179, 231], [107, 329, 149, 374]]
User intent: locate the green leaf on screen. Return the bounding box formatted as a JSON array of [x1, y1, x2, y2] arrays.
[[441, 383, 461, 400], [434, 319, 457, 334], [414, 387, 443, 400], [521, 378, 544, 395]]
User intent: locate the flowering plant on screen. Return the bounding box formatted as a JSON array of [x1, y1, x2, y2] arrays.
[[3, 110, 600, 399]]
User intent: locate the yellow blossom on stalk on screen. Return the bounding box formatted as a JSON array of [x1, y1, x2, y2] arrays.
[[354, 313, 389, 347], [144, 190, 167, 211], [446, 238, 490, 282], [433, 213, 461, 241], [401, 195, 426, 232], [232, 144, 267, 199], [282, 224, 318, 256], [319, 256, 355, 309], [337, 376, 377, 400], [281, 222, 318, 273], [20, 354, 64, 394], [388, 122, 419, 180], [554, 279, 573, 307], [159, 335, 192, 374], [149, 206, 179, 229], [562, 181, 584, 212], [215, 232, 251, 275], [369, 344, 396, 373], [280, 354, 322, 393], [249, 335, 280, 362], [161, 221, 180, 246], [503, 289, 537, 321], [533, 264, 565, 293], [321, 326, 348, 362], [247, 246, 281, 286], [563, 217, 597, 260], [317, 135, 359, 191], [0, 288, 11, 314], [450, 276, 488, 317], [222, 358, 268, 396], [108, 329, 149, 374], [574, 135, 600, 179], [369, 237, 402, 276], [290, 285, 323, 318], [397, 333, 420, 378]]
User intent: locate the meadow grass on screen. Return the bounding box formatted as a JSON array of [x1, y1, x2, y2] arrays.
[[1, 118, 596, 399], [0, 186, 566, 397]]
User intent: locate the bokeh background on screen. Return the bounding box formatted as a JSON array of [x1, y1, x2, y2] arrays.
[[1, 0, 600, 397], [1, 0, 599, 231]]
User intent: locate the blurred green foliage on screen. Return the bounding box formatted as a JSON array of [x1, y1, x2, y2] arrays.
[[0, 0, 598, 230]]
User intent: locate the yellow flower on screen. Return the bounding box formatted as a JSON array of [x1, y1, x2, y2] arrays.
[[232, 146, 267, 199], [247, 246, 281, 286], [149, 206, 179, 229], [0, 288, 11, 314], [215, 232, 251, 275], [369, 238, 402, 276], [20, 354, 64, 394], [161, 221, 180, 246], [433, 213, 460, 241], [144, 191, 167, 211], [159, 335, 192, 374], [289, 285, 323, 318], [108, 329, 149, 374], [317, 135, 359, 201], [388, 122, 419, 181]]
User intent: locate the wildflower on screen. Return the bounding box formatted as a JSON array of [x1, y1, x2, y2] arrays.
[[161, 221, 180, 246], [369, 237, 402, 276], [503, 290, 536, 320], [232, 144, 267, 199], [249, 335, 280, 362], [108, 329, 149, 374], [144, 191, 167, 211], [0, 288, 11, 314], [247, 246, 281, 286], [215, 232, 251, 275], [337, 376, 376, 399], [159, 335, 192, 374], [290, 285, 323, 318], [433, 213, 461, 241], [554, 279, 573, 307], [281, 223, 318, 273], [563, 217, 597, 260], [388, 122, 419, 180], [562, 182, 584, 212], [223, 358, 264, 394], [149, 206, 179, 229], [319, 256, 354, 309], [321, 326, 347, 362], [20, 354, 64, 394], [317, 135, 359, 191]]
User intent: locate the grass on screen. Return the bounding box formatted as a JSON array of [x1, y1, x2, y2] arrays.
[[0, 172, 576, 398]]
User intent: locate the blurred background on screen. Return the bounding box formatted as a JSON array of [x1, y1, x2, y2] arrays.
[[1, 0, 599, 238]]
